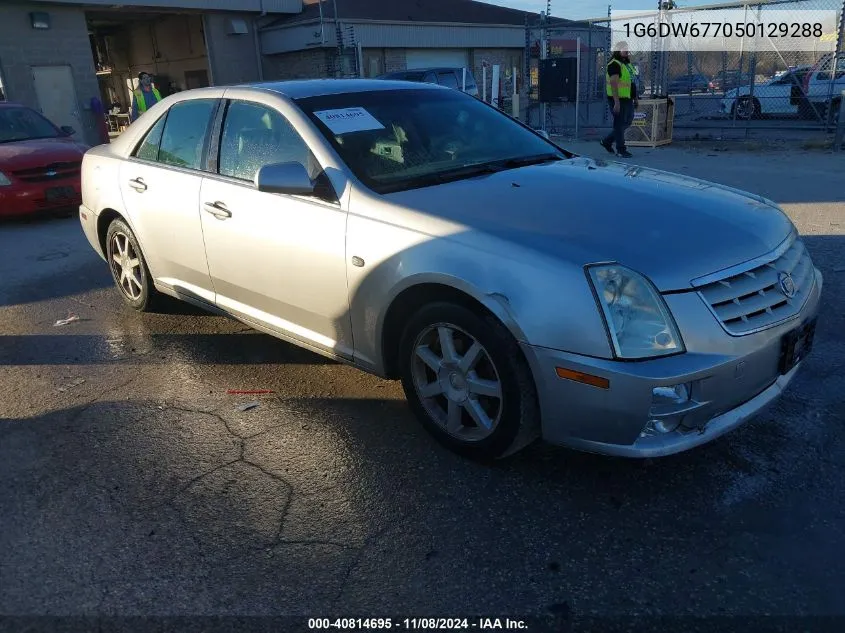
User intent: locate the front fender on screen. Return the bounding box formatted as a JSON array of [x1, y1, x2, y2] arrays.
[[346, 195, 613, 373]]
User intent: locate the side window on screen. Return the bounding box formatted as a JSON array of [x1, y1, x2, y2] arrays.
[[464, 72, 478, 89], [437, 71, 459, 89], [422, 72, 437, 84], [157, 99, 216, 170], [133, 114, 166, 161], [218, 100, 320, 183]]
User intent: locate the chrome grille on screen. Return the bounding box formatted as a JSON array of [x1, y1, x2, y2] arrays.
[[698, 238, 815, 335], [12, 161, 81, 183]]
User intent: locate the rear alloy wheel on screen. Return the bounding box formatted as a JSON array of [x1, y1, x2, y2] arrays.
[[106, 218, 160, 311], [734, 96, 760, 120], [399, 302, 539, 460]]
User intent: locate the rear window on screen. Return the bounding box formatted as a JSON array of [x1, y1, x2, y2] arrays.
[[437, 71, 459, 89], [388, 72, 425, 82], [156, 99, 216, 170]]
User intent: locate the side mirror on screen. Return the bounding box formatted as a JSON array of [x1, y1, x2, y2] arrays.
[[60, 125, 76, 136], [255, 162, 315, 196], [536, 129, 550, 140]]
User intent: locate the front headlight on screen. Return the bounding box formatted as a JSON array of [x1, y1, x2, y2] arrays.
[[587, 264, 685, 359], [0, 171, 11, 186]]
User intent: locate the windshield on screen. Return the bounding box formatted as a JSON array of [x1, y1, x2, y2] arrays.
[[0, 106, 61, 143], [295, 88, 566, 194]]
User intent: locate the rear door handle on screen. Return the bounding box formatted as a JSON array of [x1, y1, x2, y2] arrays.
[[203, 201, 232, 220], [128, 177, 147, 192]]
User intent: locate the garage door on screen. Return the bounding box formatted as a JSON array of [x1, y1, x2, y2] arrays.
[[406, 49, 469, 70]]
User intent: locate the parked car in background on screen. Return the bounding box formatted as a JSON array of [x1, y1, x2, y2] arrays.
[[0, 103, 88, 218], [711, 70, 754, 93], [79, 80, 821, 460], [720, 66, 811, 119], [377, 67, 480, 97], [667, 73, 712, 94], [797, 53, 844, 123]]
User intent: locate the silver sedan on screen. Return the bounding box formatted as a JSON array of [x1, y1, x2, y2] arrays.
[[78, 80, 822, 460]]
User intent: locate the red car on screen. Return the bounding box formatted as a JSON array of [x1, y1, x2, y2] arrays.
[[0, 103, 89, 218]]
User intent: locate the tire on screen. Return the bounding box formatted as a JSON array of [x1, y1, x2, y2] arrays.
[[105, 218, 161, 312], [734, 96, 760, 120], [398, 301, 540, 460]]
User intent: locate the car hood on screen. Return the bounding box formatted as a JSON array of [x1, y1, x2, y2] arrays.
[[0, 137, 86, 171], [385, 157, 793, 291]]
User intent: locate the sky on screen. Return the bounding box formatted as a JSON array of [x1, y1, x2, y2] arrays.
[[484, 1, 712, 20]]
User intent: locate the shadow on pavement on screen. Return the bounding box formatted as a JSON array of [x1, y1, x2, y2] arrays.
[[0, 331, 334, 366]]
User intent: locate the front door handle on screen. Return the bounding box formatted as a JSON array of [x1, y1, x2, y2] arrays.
[[128, 177, 147, 192], [203, 201, 232, 220]]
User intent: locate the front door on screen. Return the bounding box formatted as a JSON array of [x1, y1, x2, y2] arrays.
[[31, 65, 83, 136], [117, 98, 218, 304], [199, 98, 353, 359]]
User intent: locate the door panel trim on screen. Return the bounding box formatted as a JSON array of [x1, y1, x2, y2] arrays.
[[156, 278, 216, 306], [216, 292, 353, 359]]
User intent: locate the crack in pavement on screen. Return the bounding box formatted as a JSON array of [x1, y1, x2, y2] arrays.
[[332, 521, 403, 604], [153, 403, 359, 562], [66, 375, 140, 425]]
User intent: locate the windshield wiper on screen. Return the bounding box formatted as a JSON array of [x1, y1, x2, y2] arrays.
[[498, 153, 565, 169], [375, 153, 567, 194], [432, 154, 564, 182]]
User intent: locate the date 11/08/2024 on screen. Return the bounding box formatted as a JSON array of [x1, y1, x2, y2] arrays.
[[308, 618, 529, 630]]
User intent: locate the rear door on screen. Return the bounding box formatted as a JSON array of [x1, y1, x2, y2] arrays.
[[766, 74, 798, 113], [118, 98, 219, 304]]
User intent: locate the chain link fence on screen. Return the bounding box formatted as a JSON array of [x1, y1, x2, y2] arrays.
[[527, 0, 844, 141]]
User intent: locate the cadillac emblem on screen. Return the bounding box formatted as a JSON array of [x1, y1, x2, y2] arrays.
[[778, 272, 797, 299]]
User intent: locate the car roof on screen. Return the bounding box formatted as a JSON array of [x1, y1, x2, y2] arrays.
[[237, 78, 441, 99], [383, 67, 466, 74]]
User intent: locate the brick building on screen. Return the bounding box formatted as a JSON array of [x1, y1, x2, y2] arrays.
[[260, 0, 551, 105], [0, 0, 299, 145]]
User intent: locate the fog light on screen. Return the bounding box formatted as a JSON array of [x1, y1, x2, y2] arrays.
[[652, 384, 690, 405]]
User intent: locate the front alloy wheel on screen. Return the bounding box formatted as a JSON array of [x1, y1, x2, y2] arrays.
[[399, 302, 539, 460], [735, 97, 760, 120], [411, 324, 503, 441]]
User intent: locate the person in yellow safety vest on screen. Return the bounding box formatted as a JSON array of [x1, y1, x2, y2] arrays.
[[130, 72, 162, 121], [600, 41, 639, 158]]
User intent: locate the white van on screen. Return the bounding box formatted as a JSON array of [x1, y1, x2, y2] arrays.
[[798, 53, 844, 124]]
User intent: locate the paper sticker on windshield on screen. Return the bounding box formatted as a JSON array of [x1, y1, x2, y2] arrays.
[[314, 107, 385, 134]]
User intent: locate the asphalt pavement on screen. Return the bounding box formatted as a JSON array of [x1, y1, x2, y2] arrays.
[[1, 144, 844, 632]]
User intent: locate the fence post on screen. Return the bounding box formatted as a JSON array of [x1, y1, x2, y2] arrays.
[[523, 15, 531, 124], [587, 22, 592, 127], [835, 90, 845, 151], [606, 3, 612, 122], [576, 36, 581, 139], [832, 0, 845, 130]]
